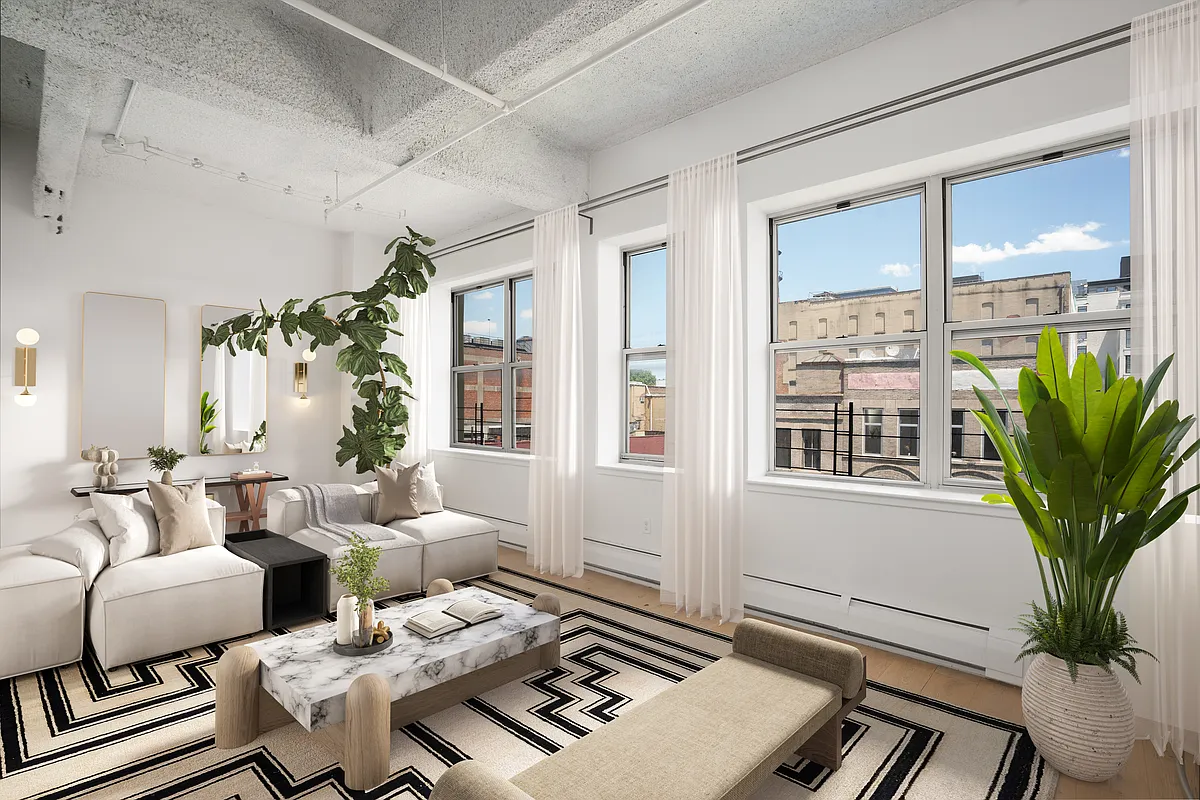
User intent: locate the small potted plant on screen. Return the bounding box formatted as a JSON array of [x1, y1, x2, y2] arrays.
[[147, 446, 187, 485], [332, 534, 390, 647]]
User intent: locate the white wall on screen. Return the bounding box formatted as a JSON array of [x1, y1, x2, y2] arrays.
[[0, 126, 347, 546], [426, 0, 1168, 683]]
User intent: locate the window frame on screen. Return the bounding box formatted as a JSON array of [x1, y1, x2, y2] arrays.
[[765, 135, 1131, 491], [450, 273, 533, 454], [940, 136, 1132, 488], [768, 184, 929, 487], [622, 242, 668, 463]]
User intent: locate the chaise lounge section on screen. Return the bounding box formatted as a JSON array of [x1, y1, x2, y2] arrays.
[[430, 619, 865, 800]]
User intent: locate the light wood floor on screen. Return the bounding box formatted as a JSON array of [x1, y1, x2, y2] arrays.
[[497, 547, 1199, 800]]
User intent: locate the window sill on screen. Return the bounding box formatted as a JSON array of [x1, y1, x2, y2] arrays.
[[433, 447, 532, 465], [596, 462, 669, 480], [746, 474, 1018, 518]]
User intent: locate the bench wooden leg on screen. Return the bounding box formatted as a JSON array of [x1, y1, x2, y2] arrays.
[[344, 673, 390, 791], [215, 646, 259, 748], [798, 667, 867, 773], [532, 593, 561, 669]]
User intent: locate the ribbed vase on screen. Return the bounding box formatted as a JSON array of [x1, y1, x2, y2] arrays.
[[1021, 653, 1134, 782]]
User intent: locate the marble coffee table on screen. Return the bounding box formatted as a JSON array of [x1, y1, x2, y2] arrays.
[[214, 585, 561, 791]]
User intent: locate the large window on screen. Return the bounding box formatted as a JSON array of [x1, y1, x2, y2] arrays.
[[624, 245, 667, 460], [772, 190, 924, 483], [452, 276, 532, 451], [769, 138, 1130, 488]]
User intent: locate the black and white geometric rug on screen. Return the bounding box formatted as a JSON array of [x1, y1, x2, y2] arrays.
[[0, 569, 1055, 799]]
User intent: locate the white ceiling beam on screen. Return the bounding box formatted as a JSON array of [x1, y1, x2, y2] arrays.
[[33, 53, 97, 233]]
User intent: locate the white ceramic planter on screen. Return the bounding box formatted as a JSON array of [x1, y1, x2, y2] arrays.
[[1021, 653, 1134, 782]]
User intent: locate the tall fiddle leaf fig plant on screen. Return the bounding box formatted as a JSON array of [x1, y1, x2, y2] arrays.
[[953, 326, 1198, 681], [201, 228, 436, 473]]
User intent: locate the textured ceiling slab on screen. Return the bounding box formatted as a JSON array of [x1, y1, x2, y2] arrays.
[[33, 52, 97, 229]]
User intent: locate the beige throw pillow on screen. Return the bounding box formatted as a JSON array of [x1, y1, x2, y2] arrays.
[[374, 463, 421, 524], [147, 478, 218, 555]]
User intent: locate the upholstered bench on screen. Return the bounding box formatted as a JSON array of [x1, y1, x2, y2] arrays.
[[430, 619, 866, 800]]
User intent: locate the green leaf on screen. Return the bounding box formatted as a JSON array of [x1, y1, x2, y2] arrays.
[[1036, 326, 1074, 411], [1103, 434, 1166, 512], [1018, 367, 1051, 420], [1082, 377, 1139, 476], [1161, 415, 1194, 459], [1012, 425, 1046, 491], [1069, 352, 1103, 431], [1026, 398, 1082, 477], [384, 236, 402, 255], [971, 408, 1022, 475], [335, 343, 381, 378], [357, 378, 382, 400], [1140, 354, 1174, 415], [1105, 354, 1119, 391], [229, 314, 252, 334], [1047, 454, 1098, 523], [1005, 472, 1063, 558], [298, 309, 340, 346], [1086, 510, 1147, 580], [378, 352, 411, 384], [342, 317, 387, 351], [1141, 484, 1200, 546], [1166, 439, 1200, 480], [1132, 400, 1178, 457], [981, 493, 1014, 505], [351, 282, 389, 305]]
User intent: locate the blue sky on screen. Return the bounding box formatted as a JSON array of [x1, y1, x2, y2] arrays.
[[776, 146, 1130, 302], [459, 278, 532, 341]]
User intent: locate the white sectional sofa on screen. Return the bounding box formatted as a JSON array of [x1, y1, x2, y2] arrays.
[[1, 501, 265, 676], [267, 483, 499, 610]]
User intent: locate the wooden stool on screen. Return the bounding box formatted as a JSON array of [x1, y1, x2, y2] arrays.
[[344, 673, 390, 790], [215, 646, 260, 748], [532, 593, 561, 669]]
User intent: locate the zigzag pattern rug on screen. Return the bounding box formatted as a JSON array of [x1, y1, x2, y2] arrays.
[[0, 568, 1056, 799]]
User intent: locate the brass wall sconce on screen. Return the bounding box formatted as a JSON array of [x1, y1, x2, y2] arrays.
[[294, 361, 310, 407], [14, 328, 38, 406]]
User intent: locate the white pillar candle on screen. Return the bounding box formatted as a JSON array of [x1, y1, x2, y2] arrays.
[[336, 595, 357, 645]]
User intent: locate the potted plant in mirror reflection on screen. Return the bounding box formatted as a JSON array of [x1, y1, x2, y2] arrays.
[[147, 446, 187, 485], [199, 391, 219, 455], [250, 421, 267, 453], [953, 326, 1198, 783], [332, 534, 390, 648]]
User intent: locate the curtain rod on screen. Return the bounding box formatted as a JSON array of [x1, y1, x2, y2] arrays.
[[428, 22, 1132, 261]]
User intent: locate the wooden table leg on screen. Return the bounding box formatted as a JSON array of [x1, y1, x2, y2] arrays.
[[344, 673, 390, 791], [532, 593, 561, 669], [216, 646, 260, 748], [247, 481, 267, 530], [234, 484, 250, 532]]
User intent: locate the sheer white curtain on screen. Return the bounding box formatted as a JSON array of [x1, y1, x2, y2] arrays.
[[397, 292, 430, 466], [1126, 0, 1199, 763], [662, 153, 745, 623], [527, 204, 584, 577]]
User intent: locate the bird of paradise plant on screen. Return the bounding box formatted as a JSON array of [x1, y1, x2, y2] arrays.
[[953, 326, 1198, 681]]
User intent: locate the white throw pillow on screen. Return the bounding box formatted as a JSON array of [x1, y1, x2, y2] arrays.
[[29, 519, 111, 589], [91, 490, 161, 566]]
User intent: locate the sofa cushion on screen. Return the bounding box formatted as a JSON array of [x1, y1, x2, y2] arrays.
[[0, 546, 86, 679], [511, 654, 840, 800], [387, 510, 497, 544], [374, 463, 421, 524], [92, 545, 261, 602], [77, 501, 228, 545], [29, 519, 110, 589], [91, 490, 161, 566], [148, 478, 218, 555], [288, 527, 424, 609], [267, 485, 373, 537]]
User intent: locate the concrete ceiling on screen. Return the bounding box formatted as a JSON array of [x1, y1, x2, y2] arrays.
[[0, 0, 968, 239]]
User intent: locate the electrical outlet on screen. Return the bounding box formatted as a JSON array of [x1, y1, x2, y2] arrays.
[[642, 518, 651, 535]]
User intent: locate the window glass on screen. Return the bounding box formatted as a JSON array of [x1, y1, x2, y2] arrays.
[[776, 193, 922, 342], [627, 356, 666, 458], [949, 147, 1130, 322], [514, 278, 533, 363], [949, 326, 1131, 481], [627, 247, 667, 349], [513, 366, 532, 449], [455, 371, 503, 447], [456, 284, 505, 366], [774, 341, 921, 482], [899, 409, 919, 457]]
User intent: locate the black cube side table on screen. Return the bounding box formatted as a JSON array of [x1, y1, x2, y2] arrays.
[[225, 530, 328, 630]]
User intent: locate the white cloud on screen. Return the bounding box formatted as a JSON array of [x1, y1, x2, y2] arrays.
[[952, 221, 1115, 265], [1118, 147, 1130, 158], [880, 263, 913, 278], [474, 290, 494, 300], [520, 308, 533, 319], [462, 320, 498, 335]]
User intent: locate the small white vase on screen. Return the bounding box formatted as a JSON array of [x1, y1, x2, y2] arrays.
[[1022, 653, 1134, 782], [336, 595, 357, 645]]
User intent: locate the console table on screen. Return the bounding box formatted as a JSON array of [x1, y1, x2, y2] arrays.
[[70, 473, 288, 531]]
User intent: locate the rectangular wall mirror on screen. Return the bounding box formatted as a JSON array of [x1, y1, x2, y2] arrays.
[[81, 292, 166, 459], [198, 305, 268, 455]]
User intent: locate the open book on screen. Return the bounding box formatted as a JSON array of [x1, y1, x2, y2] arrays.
[[403, 599, 503, 639]]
